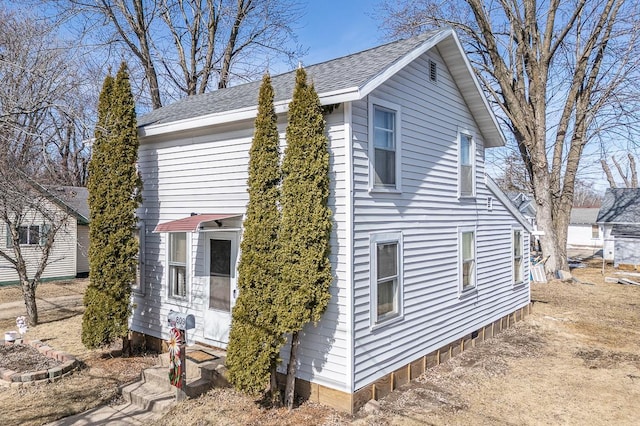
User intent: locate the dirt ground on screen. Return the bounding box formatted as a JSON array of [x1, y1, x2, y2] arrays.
[[1, 261, 639, 425]]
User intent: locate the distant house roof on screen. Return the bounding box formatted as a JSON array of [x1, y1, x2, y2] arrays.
[[570, 208, 600, 224], [486, 177, 533, 232], [611, 224, 640, 237], [138, 28, 505, 148], [45, 186, 90, 224], [597, 188, 640, 224], [505, 191, 536, 217]]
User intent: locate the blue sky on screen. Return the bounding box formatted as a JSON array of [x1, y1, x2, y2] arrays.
[[283, 0, 385, 70]]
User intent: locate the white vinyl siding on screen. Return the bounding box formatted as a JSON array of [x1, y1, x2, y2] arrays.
[[134, 105, 351, 393], [370, 232, 403, 326], [369, 97, 401, 192], [351, 51, 530, 390]]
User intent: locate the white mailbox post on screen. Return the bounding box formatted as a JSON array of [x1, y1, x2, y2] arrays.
[[167, 310, 196, 400]]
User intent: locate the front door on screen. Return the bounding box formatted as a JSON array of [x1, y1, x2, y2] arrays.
[[203, 232, 238, 347]]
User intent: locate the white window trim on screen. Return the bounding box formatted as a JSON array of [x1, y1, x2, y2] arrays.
[[167, 231, 189, 301], [370, 231, 404, 328], [458, 226, 477, 295], [512, 227, 525, 286], [458, 129, 476, 198], [368, 96, 402, 193], [133, 220, 145, 295]]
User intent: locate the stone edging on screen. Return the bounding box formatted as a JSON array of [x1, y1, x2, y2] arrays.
[[0, 339, 79, 387]]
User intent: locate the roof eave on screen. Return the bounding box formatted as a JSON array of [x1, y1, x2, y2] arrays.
[[139, 28, 506, 147], [139, 87, 361, 139]]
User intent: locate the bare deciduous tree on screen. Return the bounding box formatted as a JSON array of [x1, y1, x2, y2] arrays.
[[0, 8, 92, 324], [377, 0, 640, 273], [601, 153, 639, 188], [572, 179, 604, 208], [42, 0, 303, 109], [0, 7, 93, 186], [0, 166, 76, 325]]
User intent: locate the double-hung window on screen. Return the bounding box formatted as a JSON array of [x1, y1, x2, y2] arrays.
[[513, 229, 524, 284], [168, 232, 187, 298], [459, 227, 476, 292], [369, 98, 401, 191], [459, 132, 475, 197], [371, 232, 403, 326], [18, 225, 40, 245]]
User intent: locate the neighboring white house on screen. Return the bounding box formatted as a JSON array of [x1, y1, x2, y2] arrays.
[[0, 186, 89, 285], [132, 28, 532, 412], [567, 208, 602, 251], [597, 188, 640, 265]]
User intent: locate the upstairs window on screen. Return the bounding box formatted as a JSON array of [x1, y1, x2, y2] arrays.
[[591, 225, 600, 239], [168, 232, 187, 298], [369, 98, 401, 191], [459, 132, 475, 197]]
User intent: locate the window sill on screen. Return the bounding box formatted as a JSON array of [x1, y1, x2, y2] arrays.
[[458, 195, 476, 201], [458, 286, 477, 299], [512, 281, 528, 289], [369, 186, 402, 195], [168, 296, 189, 306], [370, 313, 404, 331]]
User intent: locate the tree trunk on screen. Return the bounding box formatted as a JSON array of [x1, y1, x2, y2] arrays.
[[531, 171, 561, 276], [270, 369, 281, 407], [284, 331, 300, 410], [122, 335, 131, 357], [21, 278, 38, 326]]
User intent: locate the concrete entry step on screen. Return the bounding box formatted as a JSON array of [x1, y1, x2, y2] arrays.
[[119, 344, 229, 415]]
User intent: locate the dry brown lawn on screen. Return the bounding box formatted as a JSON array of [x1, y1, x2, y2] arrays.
[[1, 260, 639, 425]]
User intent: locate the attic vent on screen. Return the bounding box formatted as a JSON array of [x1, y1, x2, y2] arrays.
[[429, 59, 437, 82], [487, 196, 493, 211]]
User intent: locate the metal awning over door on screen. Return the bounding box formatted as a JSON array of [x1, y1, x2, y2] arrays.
[[153, 214, 241, 233]]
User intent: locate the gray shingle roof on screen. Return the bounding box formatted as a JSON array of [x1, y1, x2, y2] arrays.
[[47, 186, 90, 223], [138, 30, 442, 127], [611, 224, 640, 237], [597, 188, 640, 224], [570, 208, 600, 224]]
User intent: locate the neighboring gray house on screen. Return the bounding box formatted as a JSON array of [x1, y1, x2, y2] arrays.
[[132, 29, 532, 412], [0, 186, 89, 285], [597, 188, 640, 266], [506, 191, 541, 251], [567, 208, 602, 251]]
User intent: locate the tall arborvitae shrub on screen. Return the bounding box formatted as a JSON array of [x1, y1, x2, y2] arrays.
[[82, 63, 142, 351], [227, 74, 284, 397], [279, 67, 333, 408]]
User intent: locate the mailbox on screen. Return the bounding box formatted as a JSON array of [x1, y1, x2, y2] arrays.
[[167, 310, 195, 330]]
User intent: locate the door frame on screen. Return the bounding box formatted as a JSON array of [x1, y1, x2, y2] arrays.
[[202, 230, 239, 347]]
